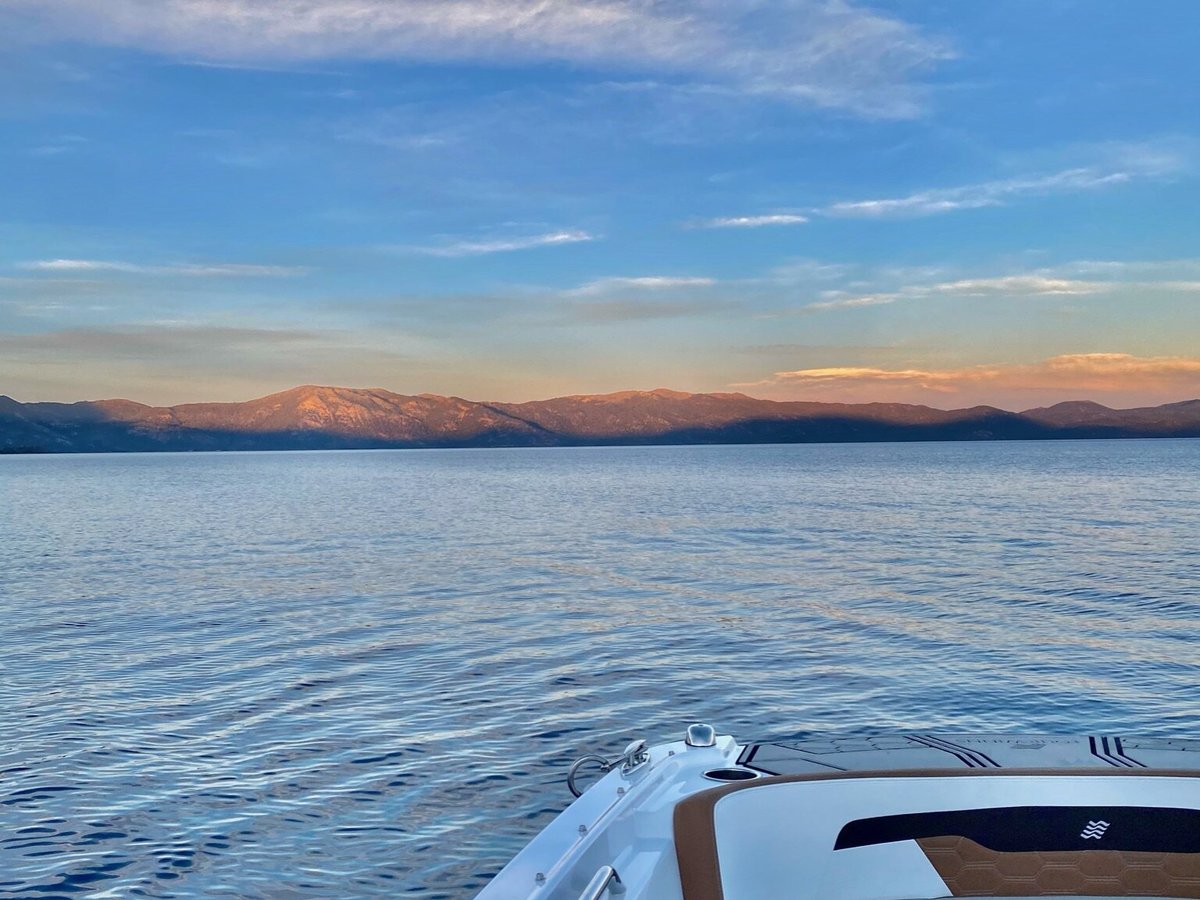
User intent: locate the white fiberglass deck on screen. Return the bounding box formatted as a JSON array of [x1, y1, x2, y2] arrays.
[[476, 732, 1200, 900]]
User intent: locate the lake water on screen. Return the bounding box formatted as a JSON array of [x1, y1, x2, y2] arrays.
[[2, 440, 1199, 897]]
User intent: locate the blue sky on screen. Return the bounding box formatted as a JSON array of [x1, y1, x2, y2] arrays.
[[2, 0, 1199, 408]]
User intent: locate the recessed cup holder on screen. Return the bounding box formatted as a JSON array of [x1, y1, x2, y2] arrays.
[[702, 768, 760, 782]]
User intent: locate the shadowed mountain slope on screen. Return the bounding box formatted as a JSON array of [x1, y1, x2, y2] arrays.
[[2, 386, 1199, 453], [1022, 399, 1200, 435]]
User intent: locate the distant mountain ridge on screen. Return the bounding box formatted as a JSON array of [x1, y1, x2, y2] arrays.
[[2, 385, 1199, 453]]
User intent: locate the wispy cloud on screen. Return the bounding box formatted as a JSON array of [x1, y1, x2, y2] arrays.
[[3, 1, 951, 117], [700, 141, 1195, 228], [700, 214, 809, 229], [568, 275, 716, 296], [932, 276, 1108, 295], [0, 325, 325, 354], [20, 259, 311, 277], [568, 298, 734, 323], [173, 59, 346, 76], [749, 353, 1200, 396], [805, 293, 901, 312], [337, 119, 457, 152], [800, 264, 1200, 314], [823, 167, 1143, 219], [1041, 352, 1200, 380], [732, 352, 1200, 408], [407, 230, 595, 257], [1047, 258, 1200, 279], [0, 323, 417, 404], [563, 274, 726, 320], [765, 259, 855, 285], [28, 134, 89, 156], [806, 274, 1112, 312]]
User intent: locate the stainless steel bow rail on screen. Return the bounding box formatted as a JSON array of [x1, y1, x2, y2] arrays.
[[578, 865, 625, 899], [566, 739, 649, 797]]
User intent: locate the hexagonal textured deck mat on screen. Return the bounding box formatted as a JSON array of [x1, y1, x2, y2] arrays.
[[918, 835, 1200, 896]]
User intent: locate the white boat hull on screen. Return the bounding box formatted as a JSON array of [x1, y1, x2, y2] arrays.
[[477, 731, 1200, 899]]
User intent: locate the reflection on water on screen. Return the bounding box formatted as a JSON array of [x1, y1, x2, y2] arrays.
[[2, 441, 1198, 896]]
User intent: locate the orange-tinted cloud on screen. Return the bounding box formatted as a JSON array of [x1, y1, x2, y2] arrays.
[[738, 353, 1200, 409]]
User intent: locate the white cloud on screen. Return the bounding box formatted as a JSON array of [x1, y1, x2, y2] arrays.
[[766, 259, 854, 285], [1048, 258, 1200, 279], [804, 272, 1146, 313], [702, 141, 1195, 226], [825, 197, 996, 217], [806, 293, 899, 311], [568, 297, 733, 322], [929, 276, 1108, 296], [822, 167, 1144, 219], [3, 0, 951, 117], [568, 275, 716, 296], [406, 229, 595, 257], [20, 259, 311, 276], [28, 134, 90, 156], [701, 214, 809, 229]]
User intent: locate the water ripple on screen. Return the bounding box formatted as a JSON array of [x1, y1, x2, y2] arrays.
[[2, 441, 1199, 895]]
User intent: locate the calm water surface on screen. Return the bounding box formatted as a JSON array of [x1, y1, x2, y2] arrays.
[[2, 441, 1199, 897]]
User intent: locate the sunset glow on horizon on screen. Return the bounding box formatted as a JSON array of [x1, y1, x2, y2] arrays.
[[2, 2, 1198, 410]]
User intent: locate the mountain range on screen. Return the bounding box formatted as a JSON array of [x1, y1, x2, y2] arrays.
[[2, 385, 1199, 453]]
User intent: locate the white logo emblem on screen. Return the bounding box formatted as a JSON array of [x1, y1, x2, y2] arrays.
[[1080, 820, 1110, 839]]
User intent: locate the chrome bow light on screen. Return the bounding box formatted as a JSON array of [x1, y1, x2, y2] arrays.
[[685, 723, 716, 747]]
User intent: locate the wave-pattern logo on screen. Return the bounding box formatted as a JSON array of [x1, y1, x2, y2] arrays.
[[1080, 820, 1110, 839]]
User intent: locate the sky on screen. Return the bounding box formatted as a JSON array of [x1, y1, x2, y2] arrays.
[[2, 0, 1199, 410]]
